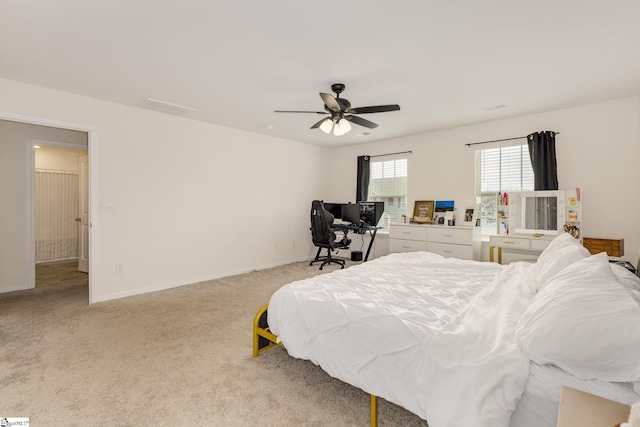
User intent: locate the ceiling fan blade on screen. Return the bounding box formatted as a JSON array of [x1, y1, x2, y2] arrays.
[[349, 104, 400, 114], [345, 115, 378, 129], [310, 117, 330, 129], [274, 110, 326, 114], [320, 93, 341, 112]]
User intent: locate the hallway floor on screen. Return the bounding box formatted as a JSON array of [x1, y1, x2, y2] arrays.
[[36, 259, 88, 288]]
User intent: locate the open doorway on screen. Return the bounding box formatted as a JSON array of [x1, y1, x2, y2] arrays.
[[0, 115, 94, 303], [33, 145, 89, 290]]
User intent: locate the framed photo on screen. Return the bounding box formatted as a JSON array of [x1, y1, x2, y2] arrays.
[[412, 200, 434, 223], [433, 200, 454, 225], [461, 206, 478, 227]]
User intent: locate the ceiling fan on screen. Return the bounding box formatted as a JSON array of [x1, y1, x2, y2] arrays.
[[274, 83, 400, 136]]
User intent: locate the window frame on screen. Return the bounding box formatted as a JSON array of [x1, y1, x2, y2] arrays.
[[367, 154, 408, 229], [475, 143, 534, 236]]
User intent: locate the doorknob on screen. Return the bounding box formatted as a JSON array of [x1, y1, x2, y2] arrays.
[[75, 218, 82, 222]]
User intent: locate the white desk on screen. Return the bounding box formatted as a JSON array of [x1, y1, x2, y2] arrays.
[[489, 233, 555, 264]]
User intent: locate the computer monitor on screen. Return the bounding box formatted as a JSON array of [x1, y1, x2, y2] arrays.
[[322, 202, 343, 220], [341, 203, 361, 224], [359, 201, 384, 226]]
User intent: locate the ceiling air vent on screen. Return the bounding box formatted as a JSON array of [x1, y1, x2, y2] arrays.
[[139, 98, 197, 116], [483, 104, 507, 111]]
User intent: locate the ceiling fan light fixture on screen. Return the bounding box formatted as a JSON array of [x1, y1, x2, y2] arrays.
[[336, 118, 351, 135], [274, 83, 400, 135], [319, 118, 333, 134]]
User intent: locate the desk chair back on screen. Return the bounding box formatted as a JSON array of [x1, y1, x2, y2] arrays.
[[309, 200, 346, 270], [310, 200, 337, 248]]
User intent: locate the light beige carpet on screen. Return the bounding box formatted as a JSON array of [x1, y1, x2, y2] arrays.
[[0, 260, 428, 426]]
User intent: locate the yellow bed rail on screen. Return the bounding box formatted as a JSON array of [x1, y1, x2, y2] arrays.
[[252, 304, 283, 357], [252, 304, 379, 427]]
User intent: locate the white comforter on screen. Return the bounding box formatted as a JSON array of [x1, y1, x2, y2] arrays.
[[268, 252, 538, 427]]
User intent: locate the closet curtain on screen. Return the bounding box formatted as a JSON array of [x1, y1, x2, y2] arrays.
[[527, 131, 558, 191], [35, 169, 79, 262], [356, 155, 370, 202]]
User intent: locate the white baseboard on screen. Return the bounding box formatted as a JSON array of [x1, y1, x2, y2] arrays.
[[92, 256, 311, 304]]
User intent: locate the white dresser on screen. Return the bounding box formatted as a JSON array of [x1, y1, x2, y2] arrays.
[[389, 223, 479, 260]]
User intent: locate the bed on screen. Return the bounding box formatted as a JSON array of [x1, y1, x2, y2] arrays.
[[253, 233, 640, 426]]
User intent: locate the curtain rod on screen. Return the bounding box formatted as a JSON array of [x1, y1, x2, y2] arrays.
[[370, 150, 412, 158], [464, 132, 559, 147]]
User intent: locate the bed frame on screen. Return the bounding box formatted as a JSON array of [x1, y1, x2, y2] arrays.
[[253, 304, 380, 427]]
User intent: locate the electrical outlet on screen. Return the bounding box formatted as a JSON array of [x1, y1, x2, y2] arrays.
[[115, 264, 124, 274]]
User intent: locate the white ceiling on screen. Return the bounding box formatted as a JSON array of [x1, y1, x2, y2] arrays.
[[1, 1, 639, 147]]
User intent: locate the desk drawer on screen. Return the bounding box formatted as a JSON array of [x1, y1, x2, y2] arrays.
[[428, 227, 472, 245], [490, 236, 530, 249], [530, 237, 553, 250], [389, 239, 428, 253], [427, 242, 472, 259], [389, 225, 428, 241]]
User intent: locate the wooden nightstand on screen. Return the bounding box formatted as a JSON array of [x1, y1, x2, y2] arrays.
[[583, 237, 624, 258], [556, 386, 630, 427]]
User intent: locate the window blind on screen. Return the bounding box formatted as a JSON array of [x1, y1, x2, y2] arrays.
[[475, 144, 534, 235], [476, 144, 534, 193], [368, 156, 408, 228]]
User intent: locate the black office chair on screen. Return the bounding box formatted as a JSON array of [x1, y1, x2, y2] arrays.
[[309, 200, 349, 270]]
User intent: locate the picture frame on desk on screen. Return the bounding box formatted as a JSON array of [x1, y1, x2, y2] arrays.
[[461, 205, 479, 227], [434, 200, 455, 225], [412, 200, 434, 224]]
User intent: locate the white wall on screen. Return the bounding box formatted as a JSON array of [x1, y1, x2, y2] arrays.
[[36, 147, 85, 171], [0, 77, 330, 302], [328, 96, 640, 263]]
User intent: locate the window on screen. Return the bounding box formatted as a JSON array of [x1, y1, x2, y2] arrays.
[[475, 144, 533, 235], [367, 155, 407, 228]]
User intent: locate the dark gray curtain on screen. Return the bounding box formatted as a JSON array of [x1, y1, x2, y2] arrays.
[[527, 131, 558, 191], [356, 155, 370, 202]]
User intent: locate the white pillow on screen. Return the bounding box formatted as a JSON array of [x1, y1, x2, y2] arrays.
[[543, 232, 581, 253], [536, 234, 589, 290], [517, 252, 640, 382], [611, 263, 640, 292]]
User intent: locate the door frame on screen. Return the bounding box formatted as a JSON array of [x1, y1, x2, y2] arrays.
[[1, 110, 97, 304]]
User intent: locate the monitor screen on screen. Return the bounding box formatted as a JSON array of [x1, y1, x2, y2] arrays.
[[359, 201, 384, 226], [341, 203, 361, 224], [323, 202, 343, 220]]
